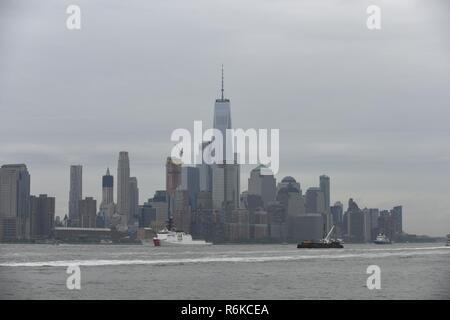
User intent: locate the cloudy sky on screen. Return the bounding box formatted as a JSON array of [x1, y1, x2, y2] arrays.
[[1, 0, 449, 236]]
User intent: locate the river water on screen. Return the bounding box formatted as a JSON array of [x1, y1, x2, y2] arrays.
[[1, 243, 449, 299]]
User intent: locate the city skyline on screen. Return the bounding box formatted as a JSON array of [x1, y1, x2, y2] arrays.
[[1, 0, 449, 236]]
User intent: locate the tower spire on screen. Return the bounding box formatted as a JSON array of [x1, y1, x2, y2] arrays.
[[221, 64, 224, 100]]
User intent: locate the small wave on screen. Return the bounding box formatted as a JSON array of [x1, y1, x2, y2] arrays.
[[1, 248, 449, 268]]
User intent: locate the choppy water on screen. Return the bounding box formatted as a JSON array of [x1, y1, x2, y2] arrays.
[[1, 243, 449, 299]]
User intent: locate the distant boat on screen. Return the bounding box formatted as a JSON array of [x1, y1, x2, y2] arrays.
[[297, 225, 344, 249], [446, 234, 450, 246], [152, 217, 212, 247], [153, 229, 212, 246], [374, 233, 391, 245]]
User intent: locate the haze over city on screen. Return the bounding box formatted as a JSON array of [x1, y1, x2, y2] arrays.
[[1, 0, 449, 236]]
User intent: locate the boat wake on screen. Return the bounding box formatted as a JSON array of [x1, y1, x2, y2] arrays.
[[1, 247, 449, 268]]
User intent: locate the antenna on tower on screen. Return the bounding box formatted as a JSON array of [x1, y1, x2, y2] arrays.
[[221, 64, 224, 100]]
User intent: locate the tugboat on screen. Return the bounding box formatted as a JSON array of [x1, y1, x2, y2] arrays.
[[374, 233, 391, 244], [297, 225, 343, 249]]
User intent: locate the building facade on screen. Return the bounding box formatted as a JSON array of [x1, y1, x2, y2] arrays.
[[0, 164, 31, 240], [68, 165, 82, 227], [30, 194, 55, 239], [117, 151, 130, 225], [79, 197, 97, 228]]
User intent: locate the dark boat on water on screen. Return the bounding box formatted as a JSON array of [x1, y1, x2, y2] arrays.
[[297, 225, 344, 249]]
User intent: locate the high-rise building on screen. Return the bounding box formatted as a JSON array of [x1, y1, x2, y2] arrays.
[[248, 165, 276, 208], [211, 66, 240, 211], [138, 199, 156, 228], [346, 198, 365, 243], [362, 208, 372, 242], [319, 175, 331, 232], [305, 187, 325, 214], [198, 141, 213, 192], [99, 168, 115, 227], [0, 164, 31, 240], [30, 194, 55, 239], [369, 208, 379, 240], [277, 176, 301, 194], [212, 165, 225, 209], [151, 190, 169, 229], [102, 168, 114, 205], [212, 162, 240, 210], [68, 165, 82, 226], [267, 201, 287, 241], [213, 65, 232, 162], [330, 201, 344, 238], [276, 182, 305, 241], [166, 156, 181, 218], [79, 197, 97, 228], [330, 201, 344, 225], [129, 177, 139, 224], [181, 166, 200, 210], [173, 190, 191, 233], [166, 157, 182, 195], [391, 205, 403, 238], [378, 210, 394, 240], [117, 151, 130, 225]]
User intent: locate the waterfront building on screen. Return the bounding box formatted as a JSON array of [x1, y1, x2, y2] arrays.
[[0, 164, 31, 240], [79, 197, 97, 228], [117, 152, 130, 225], [68, 165, 82, 227], [30, 194, 55, 239]]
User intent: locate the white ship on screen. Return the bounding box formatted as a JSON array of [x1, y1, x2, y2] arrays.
[[374, 233, 391, 244], [153, 228, 212, 246]]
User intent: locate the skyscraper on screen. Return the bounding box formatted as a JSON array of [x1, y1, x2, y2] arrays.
[[305, 187, 325, 214], [319, 175, 331, 231], [166, 157, 181, 195], [198, 141, 213, 192], [151, 190, 169, 229], [346, 198, 365, 243], [102, 168, 114, 205], [212, 162, 240, 210], [0, 164, 31, 240], [129, 177, 139, 224], [99, 168, 115, 228], [30, 194, 55, 239], [166, 156, 181, 218], [79, 197, 97, 228], [68, 165, 82, 226], [248, 165, 276, 208], [391, 205, 403, 239], [181, 166, 200, 210], [117, 151, 130, 225], [330, 201, 344, 225], [213, 65, 232, 162], [211, 66, 240, 210]]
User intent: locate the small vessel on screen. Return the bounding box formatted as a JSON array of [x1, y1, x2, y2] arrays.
[[153, 229, 212, 246], [297, 225, 343, 249], [152, 218, 212, 246], [446, 234, 450, 246], [374, 233, 391, 244]]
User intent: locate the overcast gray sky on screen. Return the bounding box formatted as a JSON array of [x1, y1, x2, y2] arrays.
[[1, 0, 449, 236]]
